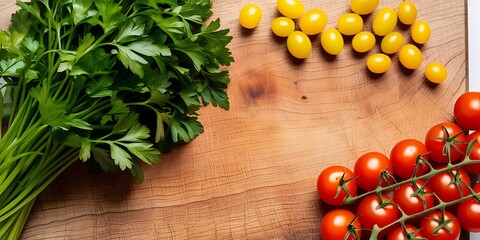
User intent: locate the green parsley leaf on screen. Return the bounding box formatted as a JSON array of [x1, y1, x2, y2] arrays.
[[170, 116, 203, 143], [79, 138, 92, 161], [115, 19, 145, 43], [91, 146, 118, 172], [86, 76, 114, 98], [76, 33, 96, 59], [118, 122, 151, 142], [114, 46, 147, 77], [0, 0, 234, 233], [0, 59, 25, 77], [72, 0, 94, 25], [109, 143, 132, 171], [123, 142, 160, 164], [174, 39, 207, 72], [94, 0, 126, 32]]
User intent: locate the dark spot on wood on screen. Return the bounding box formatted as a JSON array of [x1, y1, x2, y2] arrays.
[[239, 71, 277, 105], [248, 87, 262, 99], [301, 95, 308, 100]]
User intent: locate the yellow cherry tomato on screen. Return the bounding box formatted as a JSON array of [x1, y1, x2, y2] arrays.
[[352, 31, 376, 53], [397, 1, 417, 25], [381, 32, 404, 54], [350, 0, 379, 15], [337, 13, 363, 36], [399, 44, 423, 69], [411, 21, 431, 44], [299, 9, 328, 35], [372, 8, 397, 36], [271, 17, 295, 37], [277, 0, 305, 19], [321, 29, 344, 55], [239, 4, 262, 29], [425, 62, 448, 83], [367, 53, 392, 74], [287, 31, 312, 59]]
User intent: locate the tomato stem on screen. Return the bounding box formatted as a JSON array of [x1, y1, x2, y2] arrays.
[[367, 194, 474, 239], [345, 139, 478, 205], [355, 140, 480, 239]]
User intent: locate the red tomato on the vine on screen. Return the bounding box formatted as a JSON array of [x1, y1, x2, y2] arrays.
[[320, 209, 361, 240], [356, 194, 400, 238], [454, 91, 480, 130], [390, 139, 429, 179], [424, 122, 467, 163], [429, 167, 471, 203], [465, 131, 480, 174], [420, 210, 461, 240], [317, 166, 357, 206], [353, 151, 393, 191], [386, 225, 423, 240], [457, 183, 480, 232], [393, 180, 434, 217]]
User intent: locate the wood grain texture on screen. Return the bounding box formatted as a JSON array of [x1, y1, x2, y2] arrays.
[[0, 0, 17, 30], [0, 0, 468, 239]]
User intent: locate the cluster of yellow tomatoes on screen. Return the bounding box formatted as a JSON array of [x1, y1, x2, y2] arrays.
[[239, 0, 448, 84]]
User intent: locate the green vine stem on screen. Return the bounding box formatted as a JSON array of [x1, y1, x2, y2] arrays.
[[342, 139, 479, 239]]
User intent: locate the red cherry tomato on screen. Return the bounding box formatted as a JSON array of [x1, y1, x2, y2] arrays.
[[353, 151, 392, 191], [457, 183, 480, 232], [320, 209, 362, 240], [387, 225, 423, 240], [317, 166, 357, 206], [465, 131, 480, 174], [393, 180, 434, 217], [420, 210, 461, 240], [424, 122, 467, 163], [356, 194, 400, 238], [429, 167, 471, 203], [454, 91, 480, 130], [390, 139, 429, 179]]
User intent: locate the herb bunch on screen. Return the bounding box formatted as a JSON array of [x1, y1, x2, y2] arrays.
[[0, 0, 233, 238]]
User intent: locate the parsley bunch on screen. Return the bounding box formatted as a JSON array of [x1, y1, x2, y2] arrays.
[[0, 0, 233, 238]]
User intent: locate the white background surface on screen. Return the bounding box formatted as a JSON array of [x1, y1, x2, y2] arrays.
[[469, 0, 480, 92], [468, 1, 479, 239]]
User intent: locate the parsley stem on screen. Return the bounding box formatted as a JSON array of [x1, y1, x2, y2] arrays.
[[72, 100, 112, 120]]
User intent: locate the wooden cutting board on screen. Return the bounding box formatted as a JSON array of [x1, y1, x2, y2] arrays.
[[0, 0, 468, 239]]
